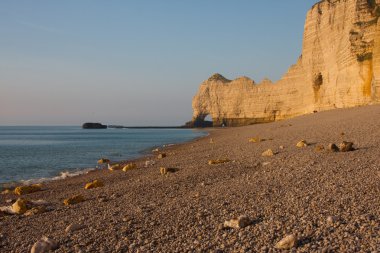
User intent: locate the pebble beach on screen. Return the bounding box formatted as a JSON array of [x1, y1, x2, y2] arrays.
[[1, 105, 380, 252]]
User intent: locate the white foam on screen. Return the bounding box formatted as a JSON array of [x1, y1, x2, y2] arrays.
[[18, 168, 96, 186]]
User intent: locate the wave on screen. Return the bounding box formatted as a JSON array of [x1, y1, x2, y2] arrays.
[[1, 168, 96, 189]]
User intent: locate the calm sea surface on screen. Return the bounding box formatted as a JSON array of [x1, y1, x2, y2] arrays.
[[0, 126, 206, 185]]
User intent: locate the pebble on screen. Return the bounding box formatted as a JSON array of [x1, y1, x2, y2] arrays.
[[208, 159, 230, 165], [1, 189, 12, 195], [275, 234, 297, 249], [65, 223, 84, 233], [84, 180, 104, 189], [157, 153, 167, 159], [328, 143, 339, 152], [327, 216, 339, 225], [296, 140, 308, 148], [122, 163, 137, 172], [339, 141, 354, 152], [261, 149, 274, 157], [145, 160, 155, 167], [24, 206, 46, 216], [224, 215, 251, 229], [315, 144, 325, 152], [31, 236, 58, 253], [63, 195, 85, 206], [160, 167, 177, 175], [97, 197, 107, 203]]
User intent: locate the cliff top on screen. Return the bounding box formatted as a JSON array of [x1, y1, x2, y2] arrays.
[[207, 73, 231, 83]]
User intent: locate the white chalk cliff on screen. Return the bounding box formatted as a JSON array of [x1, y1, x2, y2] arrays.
[[190, 0, 380, 127]]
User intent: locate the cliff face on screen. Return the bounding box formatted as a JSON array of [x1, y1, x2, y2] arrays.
[[190, 0, 380, 127]]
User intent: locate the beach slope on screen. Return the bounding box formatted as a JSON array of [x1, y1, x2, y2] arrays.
[[1, 105, 380, 252]]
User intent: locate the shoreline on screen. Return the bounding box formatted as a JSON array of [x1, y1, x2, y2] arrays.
[[0, 129, 211, 190], [1, 105, 379, 252]]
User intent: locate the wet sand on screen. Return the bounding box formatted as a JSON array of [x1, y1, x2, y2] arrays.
[[1, 105, 380, 252]]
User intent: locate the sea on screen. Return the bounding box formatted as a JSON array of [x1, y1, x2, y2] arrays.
[[0, 126, 206, 186]]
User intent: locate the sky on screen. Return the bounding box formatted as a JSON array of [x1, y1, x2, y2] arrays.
[[0, 0, 317, 126]]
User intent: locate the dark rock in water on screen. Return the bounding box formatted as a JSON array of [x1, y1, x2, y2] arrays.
[[82, 123, 107, 129]]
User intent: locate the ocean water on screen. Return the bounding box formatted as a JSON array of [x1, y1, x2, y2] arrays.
[[0, 126, 206, 185]]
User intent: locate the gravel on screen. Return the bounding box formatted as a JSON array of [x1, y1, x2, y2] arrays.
[[0, 105, 380, 252]]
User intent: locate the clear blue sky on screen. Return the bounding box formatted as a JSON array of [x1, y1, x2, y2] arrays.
[[0, 0, 317, 126]]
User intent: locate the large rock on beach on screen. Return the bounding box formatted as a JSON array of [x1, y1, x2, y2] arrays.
[[63, 195, 85, 205], [12, 198, 29, 214], [14, 184, 42, 195], [123, 163, 137, 172], [84, 180, 104, 189]]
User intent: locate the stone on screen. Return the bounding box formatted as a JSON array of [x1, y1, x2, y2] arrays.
[[97, 158, 110, 164], [0, 205, 15, 215], [14, 184, 42, 195], [31, 236, 58, 253], [65, 223, 84, 233], [328, 143, 339, 152], [157, 153, 167, 159], [249, 137, 264, 143], [261, 149, 275, 157], [1, 189, 12, 195], [188, 0, 380, 127], [152, 148, 159, 152], [84, 180, 104, 189], [63, 195, 85, 205], [275, 234, 297, 250], [108, 164, 122, 171], [296, 140, 308, 148], [12, 198, 29, 214], [145, 160, 155, 167], [279, 145, 285, 149], [30, 199, 49, 206], [160, 167, 177, 175], [208, 159, 230, 165], [327, 216, 339, 225], [24, 206, 46, 216], [223, 215, 251, 229], [122, 163, 137, 172], [315, 145, 325, 152], [339, 141, 355, 152]]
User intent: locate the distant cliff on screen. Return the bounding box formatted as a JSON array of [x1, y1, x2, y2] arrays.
[[189, 0, 380, 127]]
